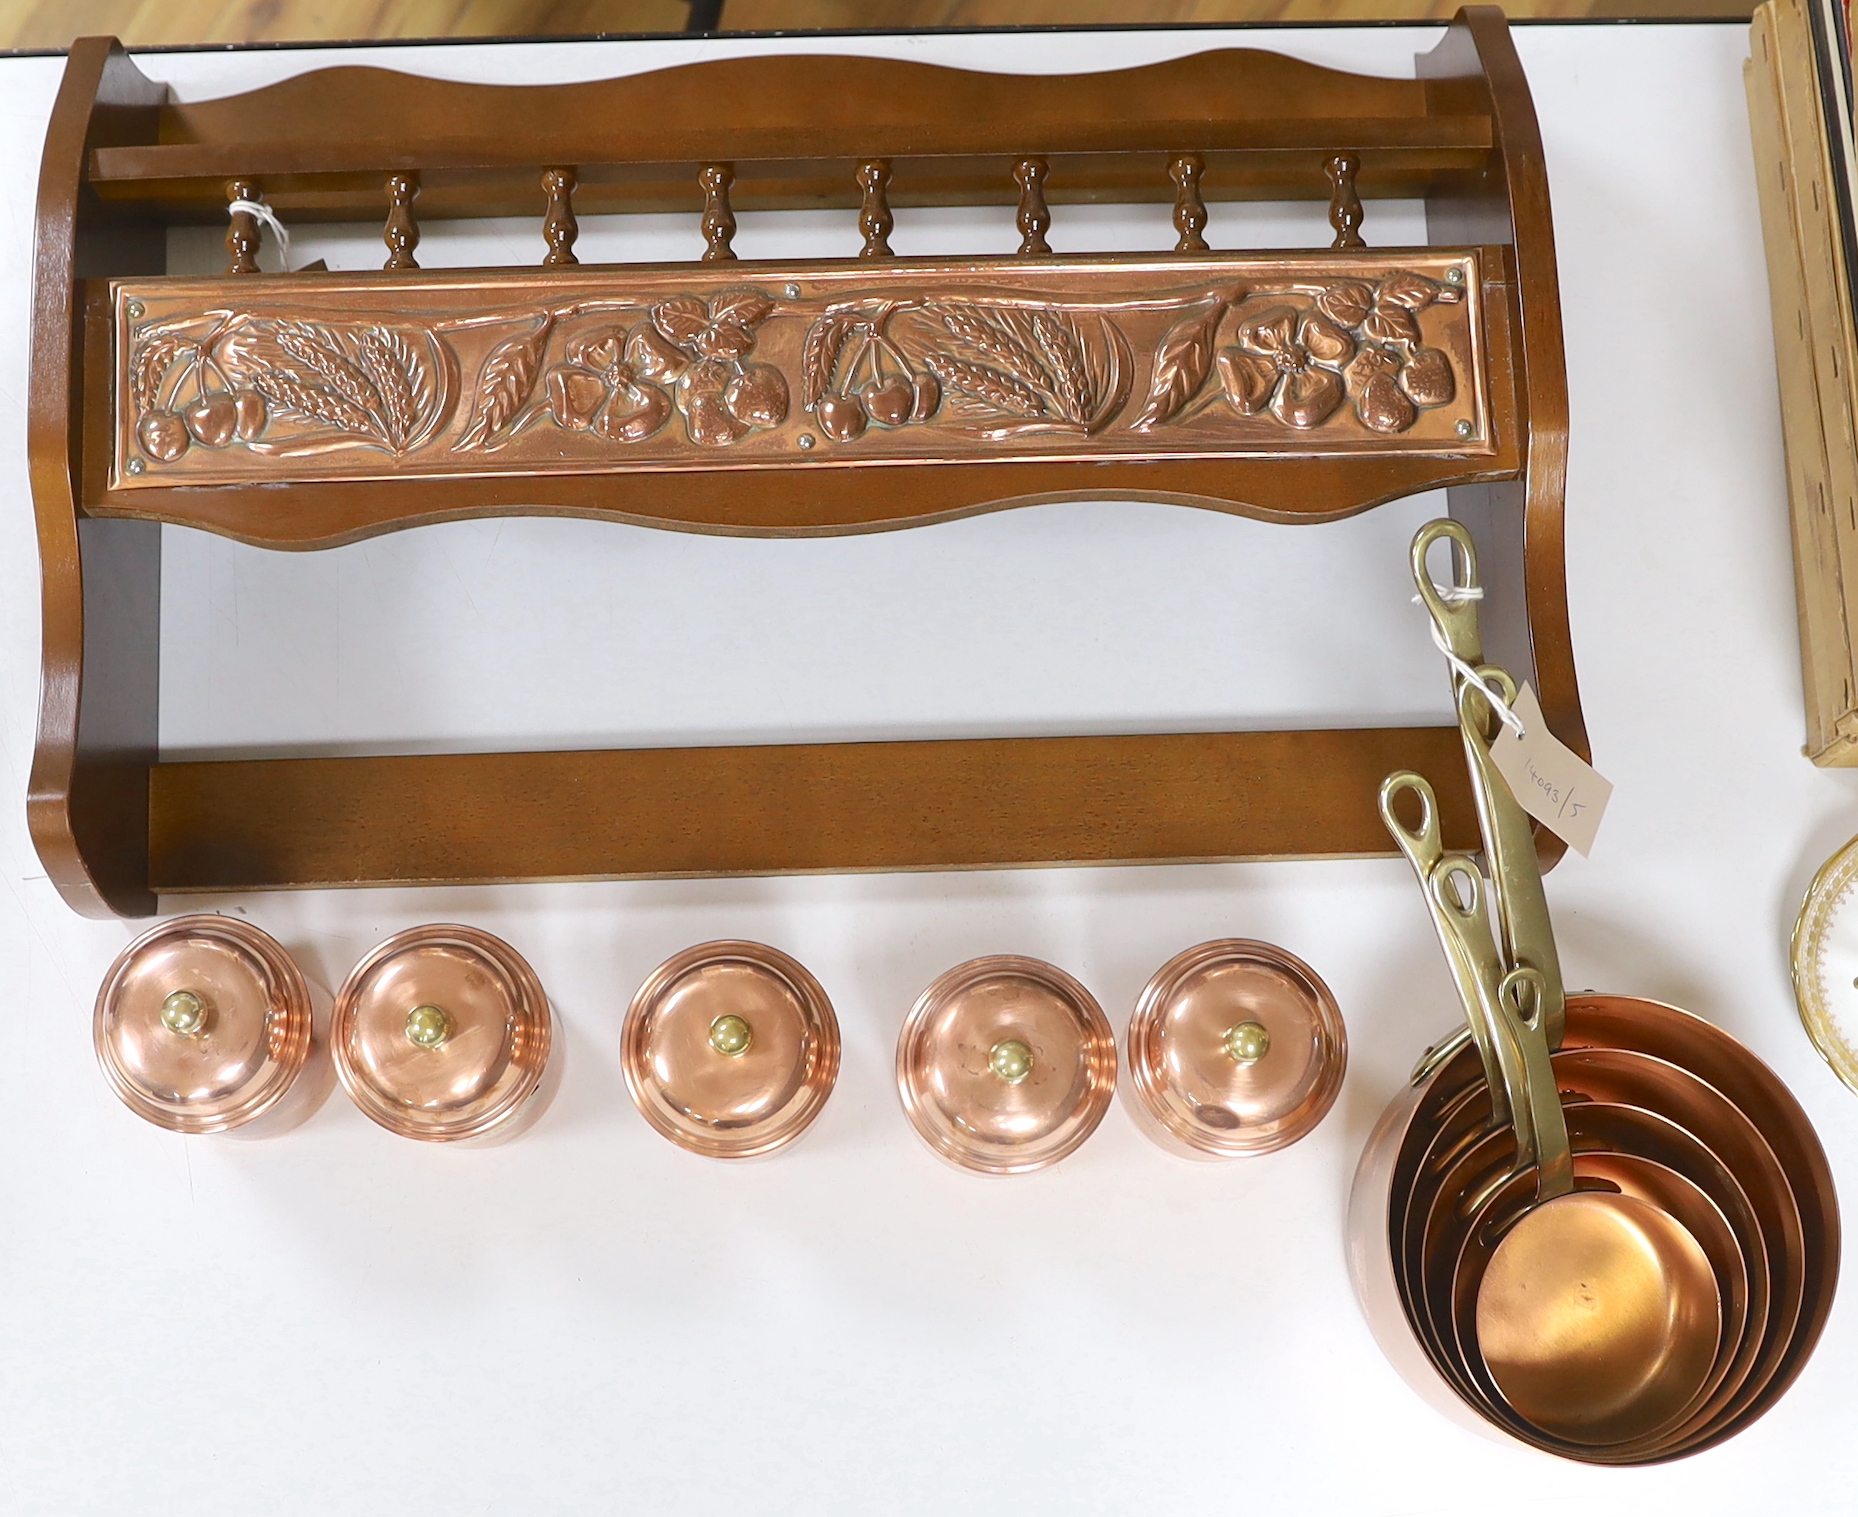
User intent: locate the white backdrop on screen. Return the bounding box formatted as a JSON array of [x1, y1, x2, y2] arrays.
[[0, 22, 1854, 1516]]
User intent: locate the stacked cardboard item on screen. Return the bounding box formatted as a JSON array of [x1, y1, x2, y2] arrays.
[[1749, 0, 1858, 762]]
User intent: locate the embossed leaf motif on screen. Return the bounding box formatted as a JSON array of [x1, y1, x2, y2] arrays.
[[709, 289, 774, 331], [801, 313, 857, 409], [1360, 305, 1419, 346], [1314, 281, 1374, 330], [653, 289, 774, 362], [652, 296, 710, 349], [131, 334, 197, 412], [1375, 270, 1440, 312], [1132, 299, 1225, 430], [456, 315, 553, 451]]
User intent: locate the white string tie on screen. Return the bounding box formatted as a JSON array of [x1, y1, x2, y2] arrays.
[[227, 199, 292, 272], [1427, 619, 1528, 739]]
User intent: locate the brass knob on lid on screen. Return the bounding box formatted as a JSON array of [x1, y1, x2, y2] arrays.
[[405, 1003, 451, 1048], [94, 915, 314, 1135], [990, 1038, 1034, 1084], [1224, 1020, 1270, 1065], [333, 924, 553, 1143], [709, 1013, 753, 1057], [160, 989, 209, 1037], [623, 942, 840, 1160], [1125, 940, 1345, 1159]]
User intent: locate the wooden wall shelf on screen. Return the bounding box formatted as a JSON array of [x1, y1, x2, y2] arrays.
[[29, 7, 1581, 917]]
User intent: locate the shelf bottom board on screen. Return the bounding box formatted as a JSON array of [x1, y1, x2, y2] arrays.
[[147, 725, 1478, 892]]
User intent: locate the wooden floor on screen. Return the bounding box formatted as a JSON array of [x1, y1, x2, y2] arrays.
[[0, 0, 1752, 50]]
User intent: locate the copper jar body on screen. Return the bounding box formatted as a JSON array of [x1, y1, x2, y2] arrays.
[[94, 913, 319, 1136], [332, 923, 555, 1144], [1125, 939, 1346, 1158], [621, 940, 840, 1159], [897, 954, 1116, 1175]]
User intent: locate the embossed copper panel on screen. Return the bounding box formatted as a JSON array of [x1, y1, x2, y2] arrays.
[[1125, 938, 1346, 1158], [332, 923, 553, 1142], [896, 954, 1116, 1175], [111, 251, 1489, 490], [93, 913, 314, 1134], [621, 940, 840, 1160]]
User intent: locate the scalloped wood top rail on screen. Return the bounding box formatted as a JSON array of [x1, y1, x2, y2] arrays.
[[29, 8, 1583, 917]]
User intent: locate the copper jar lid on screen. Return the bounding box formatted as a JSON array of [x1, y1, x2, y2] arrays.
[[94, 914, 314, 1134], [897, 955, 1116, 1175], [1125, 939, 1346, 1158], [333, 924, 553, 1142], [622, 941, 840, 1159]]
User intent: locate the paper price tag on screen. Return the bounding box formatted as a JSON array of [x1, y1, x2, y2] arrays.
[[1488, 683, 1612, 856]]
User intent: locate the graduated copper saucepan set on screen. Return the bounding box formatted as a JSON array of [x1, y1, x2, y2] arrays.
[[94, 922, 1348, 1169], [1348, 520, 1839, 1464]]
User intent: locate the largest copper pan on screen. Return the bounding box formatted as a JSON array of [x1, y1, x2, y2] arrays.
[[1350, 992, 1838, 1460]]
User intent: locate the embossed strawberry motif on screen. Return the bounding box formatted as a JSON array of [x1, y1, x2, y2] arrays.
[[543, 326, 672, 443], [1209, 271, 1460, 434], [646, 289, 786, 445], [1217, 305, 1354, 429]]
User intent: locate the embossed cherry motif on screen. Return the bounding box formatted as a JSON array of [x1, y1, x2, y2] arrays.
[[543, 326, 672, 443]]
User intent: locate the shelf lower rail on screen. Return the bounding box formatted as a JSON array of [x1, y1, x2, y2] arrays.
[[147, 724, 1479, 893]]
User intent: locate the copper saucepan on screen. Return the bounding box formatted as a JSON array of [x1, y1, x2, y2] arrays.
[[1349, 518, 1839, 1461]]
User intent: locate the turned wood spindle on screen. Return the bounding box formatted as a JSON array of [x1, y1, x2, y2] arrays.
[[856, 159, 894, 258], [699, 163, 737, 262], [383, 172, 422, 270], [225, 178, 262, 275], [541, 167, 580, 267], [1169, 154, 1209, 253], [1325, 152, 1365, 251], [1014, 156, 1051, 255]]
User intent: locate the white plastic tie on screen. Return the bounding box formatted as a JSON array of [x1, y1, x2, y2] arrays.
[[227, 199, 292, 272]]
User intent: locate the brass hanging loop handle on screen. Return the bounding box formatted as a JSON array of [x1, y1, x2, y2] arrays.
[[856, 158, 894, 258], [1326, 151, 1365, 250], [699, 162, 737, 262], [1014, 156, 1051, 254], [541, 166, 579, 267], [383, 171, 421, 270], [1169, 153, 1209, 252], [225, 178, 261, 275]]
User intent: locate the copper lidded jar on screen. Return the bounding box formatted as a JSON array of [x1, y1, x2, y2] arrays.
[[94, 914, 317, 1135], [1124, 939, 1346, 1158], [897, 954, 1116, 1175], [332, 924, 554, 1143], [622, 941, 841, 1159]]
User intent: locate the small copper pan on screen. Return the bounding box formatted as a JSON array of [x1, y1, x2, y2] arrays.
[[332, 924, 555, 1144], [621, 941, 840, 1160], [1399, 1046, 1785, 1456], [897, 955, 1115, 1175], [94, 914, 320, 1136], [1421, 1103, 1753, 1457]]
